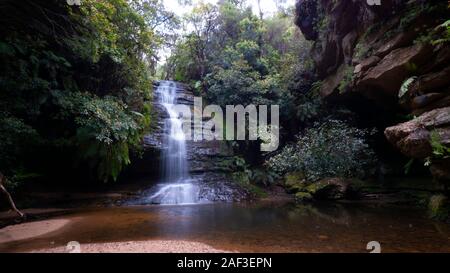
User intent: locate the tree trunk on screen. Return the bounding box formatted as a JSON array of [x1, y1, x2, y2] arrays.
[[256, 0, 264, 59], [0, 173, 25, 218], [257, 0, 263, 20]]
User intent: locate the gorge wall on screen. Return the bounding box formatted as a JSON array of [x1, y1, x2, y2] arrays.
[[294, 0, 450, 183]]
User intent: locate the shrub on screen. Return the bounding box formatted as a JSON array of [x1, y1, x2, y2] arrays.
[[267, 120, 377, 181]]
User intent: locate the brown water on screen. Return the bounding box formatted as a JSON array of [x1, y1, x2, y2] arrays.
[[1, 202, 449, 253]]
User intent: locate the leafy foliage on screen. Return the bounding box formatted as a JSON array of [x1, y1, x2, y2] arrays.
[[399, 77, 417, 98], [432, 20, 450, 45], [267, 120, 376, 182], [425, 131, 450, 167], [166, 0, 327, 190], [0, 0, 176, 183]]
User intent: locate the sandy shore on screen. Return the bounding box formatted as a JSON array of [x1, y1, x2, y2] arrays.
[[0, 217, 229, 253], [0, 219, 71, 244], [32, 240, 229, 253]]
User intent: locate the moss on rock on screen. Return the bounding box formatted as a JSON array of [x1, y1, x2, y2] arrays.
[[428, 194, 450, 221], [284, 172, 306, 194], [283, 174, 365, 202], [295, 192, 313, 202]]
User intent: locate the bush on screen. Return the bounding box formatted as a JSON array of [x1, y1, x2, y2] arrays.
[[267, 120, 377, 181]]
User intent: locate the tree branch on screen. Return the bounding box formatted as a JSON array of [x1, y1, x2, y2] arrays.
[[0, 173, 25, 219]]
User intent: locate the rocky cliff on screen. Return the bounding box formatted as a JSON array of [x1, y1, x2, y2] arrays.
[[295, 0, 450, 183]]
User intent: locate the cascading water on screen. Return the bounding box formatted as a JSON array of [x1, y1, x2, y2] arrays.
[[148, 81, 199, 205]]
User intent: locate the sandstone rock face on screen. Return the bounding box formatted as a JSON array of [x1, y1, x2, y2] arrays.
[[295, 0, 450, 181], [358, 44, 433, 97], [354, 56, 380, 75], [295, 0, 404, 78], [295, 0, 447, 101]]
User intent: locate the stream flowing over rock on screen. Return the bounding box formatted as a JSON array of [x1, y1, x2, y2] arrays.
[[135, 81, 250, 203], [294, 0, 450, 181]]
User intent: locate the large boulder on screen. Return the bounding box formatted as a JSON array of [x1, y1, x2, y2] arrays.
[[385, 107, 450, 180], [304, 178, 362, 200], [286, 176, 363, 201], [385, 107, 450, 157]]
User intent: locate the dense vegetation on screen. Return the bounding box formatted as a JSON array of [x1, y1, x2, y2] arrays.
[[0, 0, 177, 185], [164, 0, 377, 187], [268, 120, 376, 182]]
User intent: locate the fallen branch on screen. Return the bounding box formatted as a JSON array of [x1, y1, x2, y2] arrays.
[[0, 172, 25, 219]]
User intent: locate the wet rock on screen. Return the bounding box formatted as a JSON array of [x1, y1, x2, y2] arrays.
[[192, 172, 250, 202], [178, 85, 251, 202]]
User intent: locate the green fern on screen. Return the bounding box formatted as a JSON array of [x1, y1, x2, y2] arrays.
[[432, 20, 450, 45], [430, 131, 450, 159], [399, 77, 417, 98]]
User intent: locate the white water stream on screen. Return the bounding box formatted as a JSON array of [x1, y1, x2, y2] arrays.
[[149, 81, 199, 205]]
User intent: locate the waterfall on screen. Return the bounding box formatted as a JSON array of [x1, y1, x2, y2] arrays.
[[149, 81, 199, 205]]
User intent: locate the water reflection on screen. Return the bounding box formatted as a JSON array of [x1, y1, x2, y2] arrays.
[[1, 202, 449, 252]]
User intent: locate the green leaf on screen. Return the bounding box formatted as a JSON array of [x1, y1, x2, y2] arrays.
[[399, 77, 417, 98]]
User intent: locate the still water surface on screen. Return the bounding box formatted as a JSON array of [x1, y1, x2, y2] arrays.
[[1, 202, 449, 252]]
